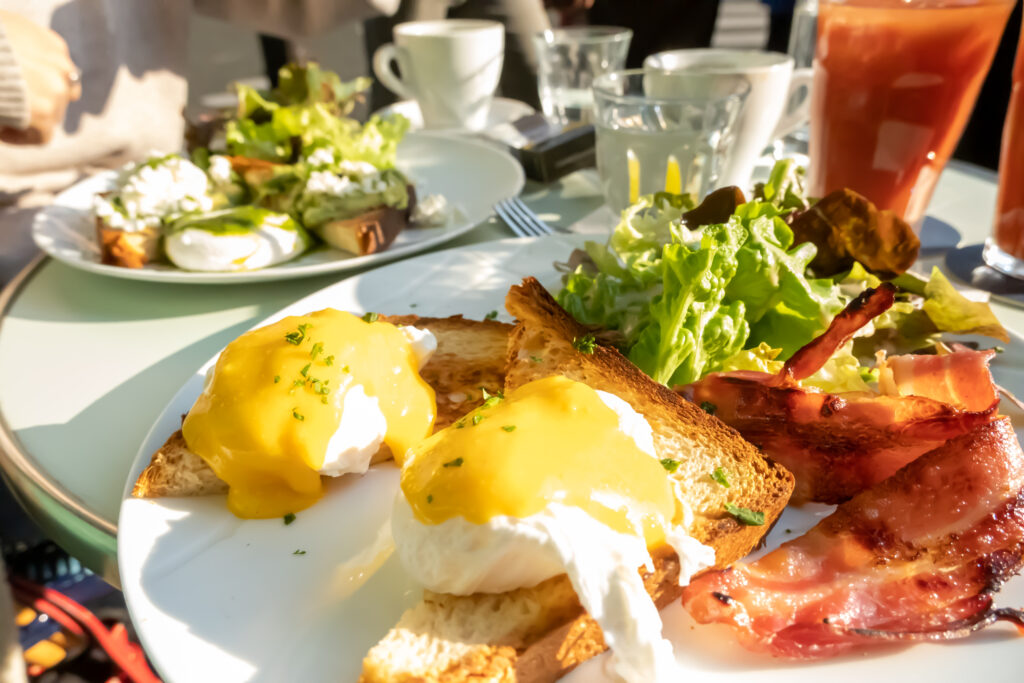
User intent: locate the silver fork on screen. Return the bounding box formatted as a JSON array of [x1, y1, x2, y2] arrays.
[[494, 197, 559, 237]]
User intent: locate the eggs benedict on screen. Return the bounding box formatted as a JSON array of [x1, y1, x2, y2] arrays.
[[391, 375, 716, 682], [181, 309, 436, 518]]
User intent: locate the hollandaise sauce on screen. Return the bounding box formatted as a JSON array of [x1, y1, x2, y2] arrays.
[[183, 309, 435, 518], [402, 376, 677, 548]]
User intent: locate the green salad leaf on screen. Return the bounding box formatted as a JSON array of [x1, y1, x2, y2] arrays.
[[720, 343, 783, 373], [922, 267, 1010, 342], [558, 168, 846, 387], [727, 201, 844, 357], [627, 222, 749, 385], [754, 157, 808, 212], [224, 63, 405, 171]]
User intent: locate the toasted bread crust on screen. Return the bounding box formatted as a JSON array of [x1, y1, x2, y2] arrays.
[[96, 217, 160, 268], [131, 429, 226, 498], [504, 278, 794, 565], [319, 206, 407, 255], [361, 279, 794, 683], [132, 315, 511, 499]]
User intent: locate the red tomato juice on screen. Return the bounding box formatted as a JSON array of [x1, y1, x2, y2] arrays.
[[809, 0, 1014, 225]]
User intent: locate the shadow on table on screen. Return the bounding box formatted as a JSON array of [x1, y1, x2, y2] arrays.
[[919, 216, 962, 256], [12, 317, 271, 524], [10, 260, 341, 323]]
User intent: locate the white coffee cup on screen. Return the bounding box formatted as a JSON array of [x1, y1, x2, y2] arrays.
[[373, 20, 505, 131], [644, 49, 812, 189]]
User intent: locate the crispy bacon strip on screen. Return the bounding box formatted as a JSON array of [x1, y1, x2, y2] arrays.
[[682, 419, 1024, 659], [781, 283, 895, 383], [680, 286, 999, 503], [685, 376, 997, 503]]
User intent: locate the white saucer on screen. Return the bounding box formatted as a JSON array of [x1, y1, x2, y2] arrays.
[[374, 97, 535, 133]]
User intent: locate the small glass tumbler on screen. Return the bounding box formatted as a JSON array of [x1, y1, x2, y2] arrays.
[[592, 69, 750, 213], [532, 26, 632, 125]]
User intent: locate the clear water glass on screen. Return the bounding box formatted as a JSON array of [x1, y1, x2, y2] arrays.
[[533, 27, 632, 125], [592, 69, 750, 213]]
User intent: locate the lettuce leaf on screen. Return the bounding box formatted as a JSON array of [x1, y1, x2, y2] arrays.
[[800, 342, 873, 393], [628, 222, 749, 385], [718, 341, 872, 392], [922, 267, 1010, 342], [726, 202, 844, 357], [557, 171, 847, 386], [225, 68, 404, 169], [559, 194, 693, 343], [720, 343, 783, 373], [754, 158, 808, 212]]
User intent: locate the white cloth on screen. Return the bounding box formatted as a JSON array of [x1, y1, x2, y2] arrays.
[[0, 18, 28, 130], [0, 0, 189, 193]]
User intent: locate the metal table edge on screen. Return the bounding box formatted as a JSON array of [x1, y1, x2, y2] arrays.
[[0, 255, 119, 541]]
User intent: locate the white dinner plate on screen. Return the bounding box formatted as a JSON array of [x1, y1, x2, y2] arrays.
[[374, 97, 536, 133], [31, 132, 524, 284], [119, 234, 1024, 682]]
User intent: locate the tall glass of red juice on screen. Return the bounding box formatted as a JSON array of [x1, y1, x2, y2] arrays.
[[808, 0, 1014, 227], [984, 22, 1024, 279]]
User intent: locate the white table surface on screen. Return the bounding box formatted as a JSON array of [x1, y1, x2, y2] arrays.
[[0, 163, 1017, 586]]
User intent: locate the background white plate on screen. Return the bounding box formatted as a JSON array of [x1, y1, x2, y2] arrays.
[[31, 132, 524, 284], [374, 97, 535, 133], [118, 235, 1024, 682]]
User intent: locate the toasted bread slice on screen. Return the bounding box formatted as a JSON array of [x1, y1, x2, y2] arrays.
[[319, 206, 408, 256], [96, 218, 160, 269], [317, 185, 417, 256], [132, 314, 510, 499], [360, 278, 794, 683]]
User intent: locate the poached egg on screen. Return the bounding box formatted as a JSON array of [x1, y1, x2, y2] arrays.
[[164, 208, 310, 272], [182, 309, 436, 518], [393, 375, 716, 682]]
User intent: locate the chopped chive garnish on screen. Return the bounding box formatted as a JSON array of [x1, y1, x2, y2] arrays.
[[325, 355, 335, 366], [700, 401, 717, 415], [472, 414, 483, 426], [321, 397, 328, 404], [410, 303, 418, 308], [455, 420, 466, 429], [530, 355, 543, 363], [274, 375, 281, 384], [300, 363, 311, 377], [292, 409, 305, 421], [572, 334, 596, 354], [426, 494, 433, 503], [480, 387, 503, 408], [342, 365, 350, 373], [660, 458, 680, 473], [310, 342, 323, 360], [293, 549, 306, 555], [501, 425, 516, 432], [485, 310, 498, 320], [283, 513, 296, 525], [293, 379, 305, 388], [442, 457, 464, 468], [362, 312, 379, 323], [724, 503, 764, 526], [285, 323, 311, 345], [710, 467, 730, 488]]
